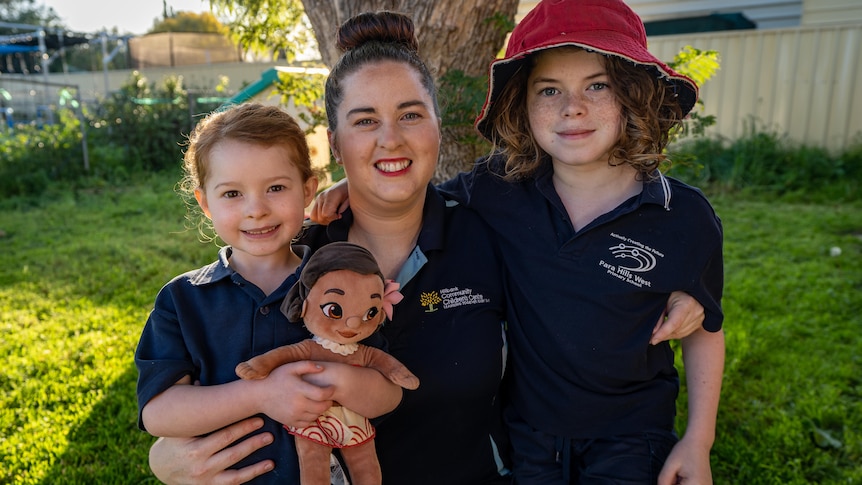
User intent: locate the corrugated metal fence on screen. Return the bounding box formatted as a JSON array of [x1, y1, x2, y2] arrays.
[[649, 23, 862, 152]]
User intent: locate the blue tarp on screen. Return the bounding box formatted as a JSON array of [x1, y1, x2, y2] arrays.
[[0, 45, 40, 54]]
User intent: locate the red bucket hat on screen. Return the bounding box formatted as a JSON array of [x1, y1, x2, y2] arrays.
[[475, 0, 699, 140]]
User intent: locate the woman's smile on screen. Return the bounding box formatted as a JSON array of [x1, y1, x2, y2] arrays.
[[375, 159, 412, 174]]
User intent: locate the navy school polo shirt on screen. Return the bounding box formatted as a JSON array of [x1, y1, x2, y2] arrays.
[[440, 157, 723, 439], [299, 185, 510, 485], [135, 245, 313, 483]]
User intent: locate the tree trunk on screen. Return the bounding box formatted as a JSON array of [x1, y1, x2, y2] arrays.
[[302, 0, 519, 182]]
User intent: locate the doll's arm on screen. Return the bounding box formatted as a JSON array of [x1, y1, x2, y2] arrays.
[[658, 327, 725, 485], [236, 341, 313, 380], [358, 345, 420, 390]]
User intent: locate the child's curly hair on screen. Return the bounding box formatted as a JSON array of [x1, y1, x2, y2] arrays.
[[487, 47, 686, 181]]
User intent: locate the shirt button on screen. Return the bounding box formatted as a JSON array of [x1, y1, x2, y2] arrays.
[[259, 306, 270, 315]]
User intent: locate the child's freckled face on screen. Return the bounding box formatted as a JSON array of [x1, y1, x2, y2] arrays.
[[526, 47, 623, 170], [302, 270, 385, 344]]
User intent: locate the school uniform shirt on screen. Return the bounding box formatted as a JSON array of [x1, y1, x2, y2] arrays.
[[440, 156, 724, 439], [135, 245, 313, 484], [299, 184, 511, 485]]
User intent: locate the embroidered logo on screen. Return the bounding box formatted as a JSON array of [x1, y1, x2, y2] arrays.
[[610, 244, 657, 272], [420, 287, 490, 312], [598, 232, 665, 288], [420, 291, 442, 312]]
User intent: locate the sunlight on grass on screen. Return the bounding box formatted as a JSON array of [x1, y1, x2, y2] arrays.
[[0, 286, 150, 483], [0, 171, 211, 484]]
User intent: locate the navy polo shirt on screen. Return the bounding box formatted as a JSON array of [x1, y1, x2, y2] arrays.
[[440, 157, 723, 439], [135, 245, 313, 484], [299, 185, 510, 485]]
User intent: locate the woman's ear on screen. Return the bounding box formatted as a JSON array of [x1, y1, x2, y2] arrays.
[[193, 187, 212, 218], [327, 129, 342, 165]]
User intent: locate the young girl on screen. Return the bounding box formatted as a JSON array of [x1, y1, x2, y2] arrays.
[[444, 1, 725, 483], [134, 103, 402, 484]]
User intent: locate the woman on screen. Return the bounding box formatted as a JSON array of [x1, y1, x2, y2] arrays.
[[151, 11, 509, 485], [147, 10, 704, 485]]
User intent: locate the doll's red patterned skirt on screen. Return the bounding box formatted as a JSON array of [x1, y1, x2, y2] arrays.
[[288, 405, 375, 447]]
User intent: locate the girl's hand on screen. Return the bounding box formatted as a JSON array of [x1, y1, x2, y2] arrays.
[[254, 361, 335, 428], [657, 436, 713, 485]]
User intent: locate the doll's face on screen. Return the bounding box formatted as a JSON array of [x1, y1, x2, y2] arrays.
[[302, 270, 386, 344]]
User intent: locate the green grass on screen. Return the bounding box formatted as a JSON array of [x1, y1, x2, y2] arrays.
[[0, 171, 212, 484], [1, 170, 860, 483], [696, 197, 862, 483]]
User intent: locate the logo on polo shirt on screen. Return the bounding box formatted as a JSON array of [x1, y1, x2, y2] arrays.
[[598, 232, 665, 288], [420, 287, 490, 312]]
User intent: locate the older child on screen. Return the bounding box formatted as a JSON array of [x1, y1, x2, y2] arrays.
[[444, 1, 726, 483], [134, 103, 401, 484]]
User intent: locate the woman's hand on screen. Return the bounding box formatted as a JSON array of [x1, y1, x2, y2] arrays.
[[308, 179, 349, 224], [651, 291, 705, 345], [148, 417, 274, 485]]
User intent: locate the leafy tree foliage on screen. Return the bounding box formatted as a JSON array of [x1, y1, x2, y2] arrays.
[[668, 46, 721, 140], [208, 0, 315, 62], [0, 0, 60, 30], [148, 11, 228, 35]]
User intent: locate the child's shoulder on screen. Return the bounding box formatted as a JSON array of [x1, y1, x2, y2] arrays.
[[665, 176, 717, 209], [661, 176, 722, 232], [163, 257, 228, 289]]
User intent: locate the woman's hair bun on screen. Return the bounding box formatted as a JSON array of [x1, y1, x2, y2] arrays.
[[335, 11, 418, 53]]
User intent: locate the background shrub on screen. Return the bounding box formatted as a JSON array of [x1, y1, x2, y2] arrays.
[[666, 124, 861, 202]]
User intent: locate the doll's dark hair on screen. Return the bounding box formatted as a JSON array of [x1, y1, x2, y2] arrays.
[[282, 242, 385, 322], [324, 11, 439, 130]]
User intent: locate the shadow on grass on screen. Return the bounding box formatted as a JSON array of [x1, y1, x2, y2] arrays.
[[40, 365, 159, 485]]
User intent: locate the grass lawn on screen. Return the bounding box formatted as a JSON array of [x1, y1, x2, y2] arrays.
[[0, 170, 860, 484]]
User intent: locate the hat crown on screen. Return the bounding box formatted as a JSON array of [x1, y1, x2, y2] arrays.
[[507, 0, 646, 58]]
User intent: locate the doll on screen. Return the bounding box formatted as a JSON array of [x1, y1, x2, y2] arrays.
[[236, 241, 419, 485]]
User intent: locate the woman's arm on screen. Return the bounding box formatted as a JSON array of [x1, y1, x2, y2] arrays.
[[142, 361, 334, 437], [308, 178, 349, 224], [658, 327, 725, 485], [146, 362, 403, 483]]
